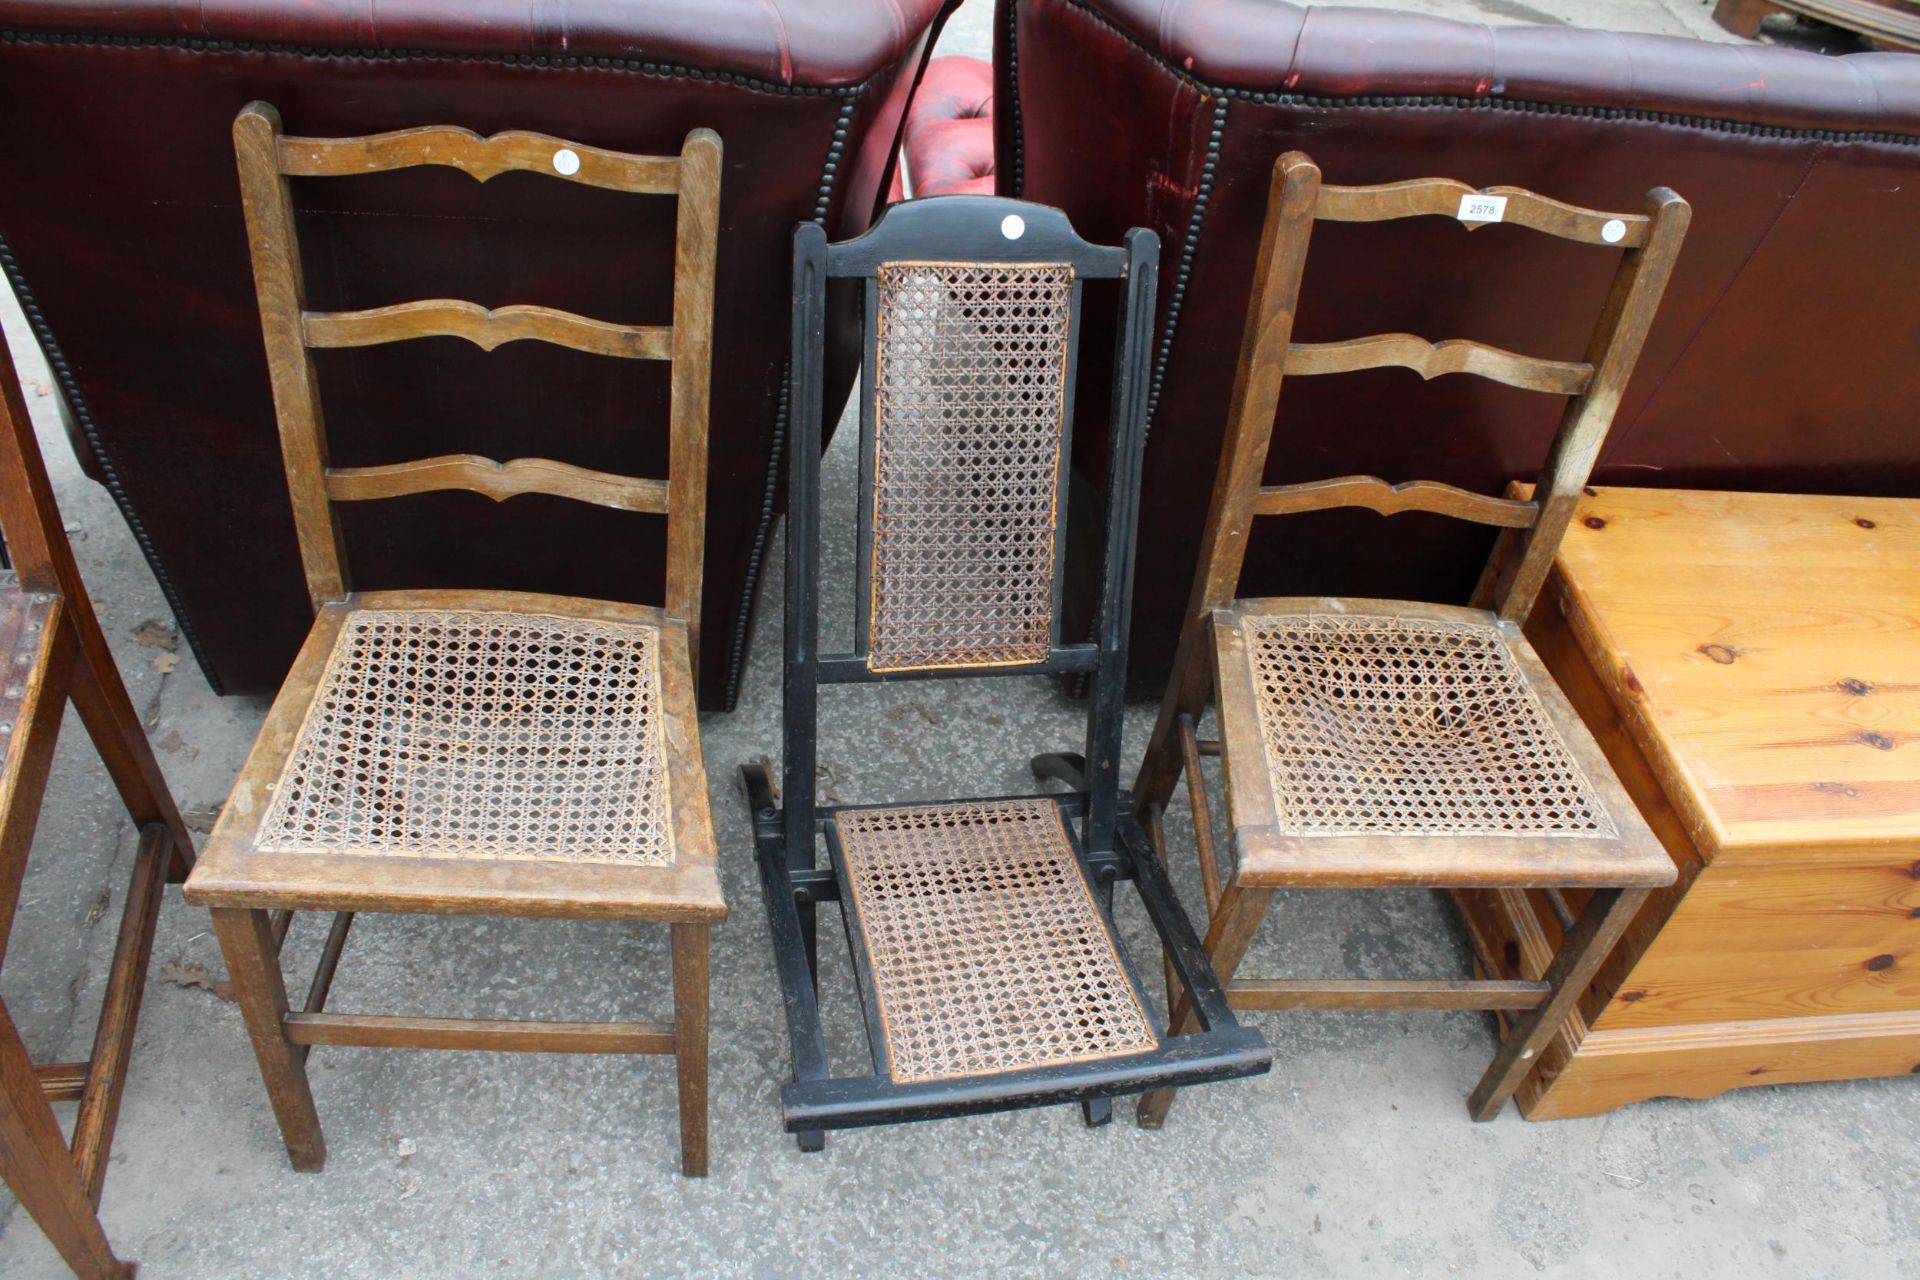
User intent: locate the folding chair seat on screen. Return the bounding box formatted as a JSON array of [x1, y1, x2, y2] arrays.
[[1133, 154, 1690, 1127], [745, 197, 1269, 1145], [829, 798, 1159, 1085], [185, 105, 724, 1176]]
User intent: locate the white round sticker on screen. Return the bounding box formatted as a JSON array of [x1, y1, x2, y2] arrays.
[[1000, 214, 1026, 240], [1601, 218, 1627, 244], [553, 148, 582, 176]]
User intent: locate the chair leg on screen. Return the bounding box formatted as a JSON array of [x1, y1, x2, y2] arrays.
[[64, 624, 195, 884], [1074, 871, 1120, 1131], [670, 922, 710, 1178], [1136, 880, 1272, 1130], [0, 999, 134, 1280], [1467, 886, 1650, 1121], [209, 907, 325, 1171], [1132, 618, 1213, 816]]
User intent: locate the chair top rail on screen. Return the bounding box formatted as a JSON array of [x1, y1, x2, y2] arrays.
[[275, 121, 684, 193], [820, 196, 1131, 278], [1316, 177, 1651, 248]]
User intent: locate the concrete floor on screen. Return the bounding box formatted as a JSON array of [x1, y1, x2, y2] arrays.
[[1, 2, 1915, 1277]]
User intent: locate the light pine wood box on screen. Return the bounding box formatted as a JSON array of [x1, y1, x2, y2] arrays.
[[1459, 487, 1920, 1118]]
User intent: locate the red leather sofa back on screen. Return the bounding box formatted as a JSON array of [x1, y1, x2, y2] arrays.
[[998, 0, 1920, 684], [0, 0, 947, 706]]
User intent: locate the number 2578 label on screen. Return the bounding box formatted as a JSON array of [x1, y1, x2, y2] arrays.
[[1457, 194, 1508, 223]]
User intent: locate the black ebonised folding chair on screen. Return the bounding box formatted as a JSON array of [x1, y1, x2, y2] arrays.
[[743, 197, 1271, 1146]]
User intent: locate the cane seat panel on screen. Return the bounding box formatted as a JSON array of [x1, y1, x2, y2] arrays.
[[1209, 598, 1672, 890], [833, 797, 1157, 1084], [253, 605, 675, 867], [1236, 609, 1616, 839], [866, 262, 1073, 673]]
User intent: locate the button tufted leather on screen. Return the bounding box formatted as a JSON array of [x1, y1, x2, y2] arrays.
[[904, 56, 997, 197], [1001, 0, 1920, 685], [0, 0, 947, 705]]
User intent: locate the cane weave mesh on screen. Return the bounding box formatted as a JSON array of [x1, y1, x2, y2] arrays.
[[835, 798, 1157, 1083], [254, 608, 675, 866], [866, 262, 1073, 672], [1239, 612, 1615, 838]]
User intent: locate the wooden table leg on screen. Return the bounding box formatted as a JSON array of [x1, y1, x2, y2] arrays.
[[1136, 881, 1272, 1130], [670, 922, 709, 1178], [1468, 886, 1650, 1121], [210, 907, 325, 1171], [0, 999, 134, 1280]]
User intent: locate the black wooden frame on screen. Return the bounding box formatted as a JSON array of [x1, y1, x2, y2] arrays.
[[742, 196, 1270, 1146]]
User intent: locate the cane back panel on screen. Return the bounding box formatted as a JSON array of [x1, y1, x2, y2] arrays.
[[255, 607, 675, 866], [865, 262, 1074, 673], [1238, 611, 1615, 839], [833, 798, 1157, 1083]]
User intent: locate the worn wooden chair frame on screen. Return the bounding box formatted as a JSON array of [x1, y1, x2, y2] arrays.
[[743, 197, 1268, 1147], [184, 103, 724, 1176], [1132, 153, 1689, 1126], [0, 324, 197, 1278]]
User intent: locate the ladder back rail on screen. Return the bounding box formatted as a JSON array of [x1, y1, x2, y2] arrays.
[[1286, 334, 1593, 395], [232, 101, 721, 627], [1253, 476, 1540, 528], [301, 300, 672, 360], [325, 455, 670, 513], [277, 125, 682, 193]]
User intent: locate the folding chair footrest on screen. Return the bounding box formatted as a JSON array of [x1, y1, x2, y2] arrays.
[[779, 1027, 1271, 1132]]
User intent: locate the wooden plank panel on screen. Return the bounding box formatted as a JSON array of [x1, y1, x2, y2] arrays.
[[1592, 858, 1920, 1028], [1550, 488, 1920, 858], [1521, 1011, 1920, 1120]]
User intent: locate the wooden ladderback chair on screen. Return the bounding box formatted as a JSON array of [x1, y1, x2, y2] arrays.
[[1132, 153, 1688, 1127], [742, 197, 1268, 1146], [0, 323, 196, 1279], [185, 104, 725, 1177]]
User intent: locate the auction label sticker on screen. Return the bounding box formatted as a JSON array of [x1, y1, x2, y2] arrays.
[[1457, 193, 1507, 223]]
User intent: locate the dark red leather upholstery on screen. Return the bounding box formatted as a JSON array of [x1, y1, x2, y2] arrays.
[[998, 0, 1920, 685], [904, 56, 996, 197], [0, 0, 947, 706]]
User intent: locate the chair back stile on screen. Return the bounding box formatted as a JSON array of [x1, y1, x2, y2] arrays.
[[1181, 151, 1691, 638], [231, 103, 721, 666], [780, 199, 1158, 860]]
